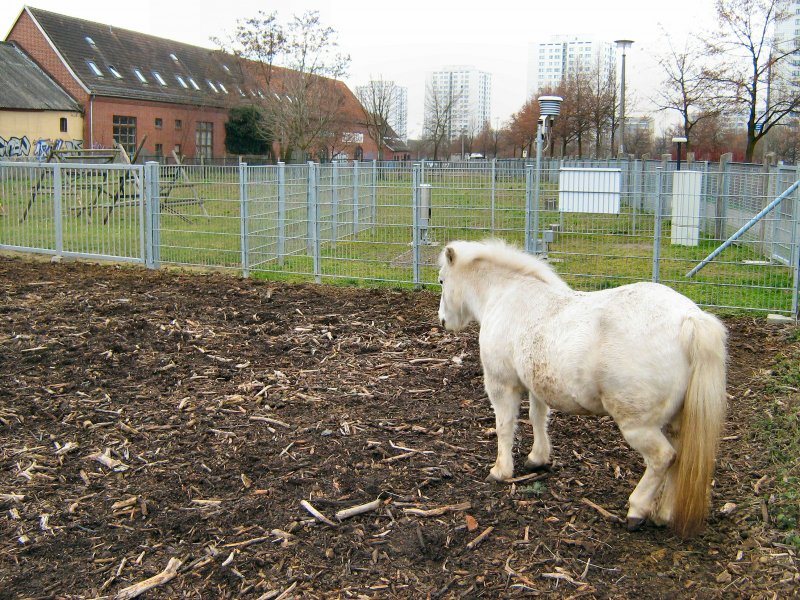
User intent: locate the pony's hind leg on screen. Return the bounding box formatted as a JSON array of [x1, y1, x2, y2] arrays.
[[618, 424, 677, 530], [525, 393, 551, 471], [485, 377, 523, 482]]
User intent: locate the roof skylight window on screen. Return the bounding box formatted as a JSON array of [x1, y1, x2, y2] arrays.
[[152, 71, 167, 86], [108, 65, 123, 79], [85, 36, 96, 48], [87, 61, 103, 77], [187, 77, 200, 91], [169, 53, 179, 63], [207, 80, 218, 93], [222, 64, 231, 73], [218, 83, 228, 94], [134, 69, 148, 83], [237, 87, 246, 97], [176, 75, 188, 89]]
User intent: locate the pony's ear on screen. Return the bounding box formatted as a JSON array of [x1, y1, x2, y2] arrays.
[[445, 246, 456, 265]]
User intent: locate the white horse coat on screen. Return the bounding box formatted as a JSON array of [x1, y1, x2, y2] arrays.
[[437, 240, 727, 537]]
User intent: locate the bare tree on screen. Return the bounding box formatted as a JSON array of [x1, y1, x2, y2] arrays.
[[215, 10, 351, 162], [586, 56, 617, 157], [356, 78, 398, 161], [423, 80, 460, 160], [704, 0, 800, 161], [654, 33, 724, 152]]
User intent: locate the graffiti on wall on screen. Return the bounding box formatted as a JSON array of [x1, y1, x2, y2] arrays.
[[0, 136, 83, 160]]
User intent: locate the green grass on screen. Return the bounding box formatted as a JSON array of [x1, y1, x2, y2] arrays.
[[755, 346, 800, 550]]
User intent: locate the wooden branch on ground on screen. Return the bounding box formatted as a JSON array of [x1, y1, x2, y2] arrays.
[[335, 498, 383, 521], [466, 526, 494, 549], [580, 497, 624, 524], [300, 499, 337, 527], [403, 501, 471, 517], [114, 557, 181, 599]]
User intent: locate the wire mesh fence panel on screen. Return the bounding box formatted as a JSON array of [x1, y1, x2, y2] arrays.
[[2, 159, 798, 314], [0, 162, 56, 253], [156, 165, 241, 269], [657, 168, 797, 314], [546, 163, 658, 290], [246, 165, 281, 269], [315, 163, 416, 284], [0, 162, 144, 262]]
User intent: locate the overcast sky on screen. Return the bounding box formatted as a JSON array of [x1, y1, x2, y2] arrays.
[[1, 1, 720, 137]]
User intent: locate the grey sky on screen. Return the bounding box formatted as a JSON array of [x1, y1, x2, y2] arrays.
[[2, 1, 720, 136]]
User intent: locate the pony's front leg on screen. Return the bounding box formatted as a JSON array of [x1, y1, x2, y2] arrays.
[[525, 393, 551, 470], [485, 377, 522, 482]]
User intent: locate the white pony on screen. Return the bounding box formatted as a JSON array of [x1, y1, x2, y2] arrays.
[[437, 240, 727, 537]]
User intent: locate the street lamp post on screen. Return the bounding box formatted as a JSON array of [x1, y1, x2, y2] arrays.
[[615, 39, 634, 158], [672, 136, 687, 171]]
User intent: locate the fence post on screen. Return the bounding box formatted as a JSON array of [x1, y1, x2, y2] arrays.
[[792, 165, 800, 318], [412, 163, 421, 287], [239, 162, 249, 278], [525, 162, 540, 254], [53, 163, 63, 257], [491, 158, 497, 235], [372, 159, 378, 227], [715, 153, 732, 240], [353, 159, 360, 237], [652, 167, 664, 283], [308, 161, 321, 283], [144, 161, 160, 269], [331, 161, 339, 248], [277, 162, 286, 267]]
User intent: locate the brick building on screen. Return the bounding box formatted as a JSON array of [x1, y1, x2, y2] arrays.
[[5, 7, 377, 162]]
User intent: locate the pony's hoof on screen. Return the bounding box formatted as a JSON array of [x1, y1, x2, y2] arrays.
[[485, 469, 509, 483], [626, 517, 646, 532], [523, 459, 552, 473]]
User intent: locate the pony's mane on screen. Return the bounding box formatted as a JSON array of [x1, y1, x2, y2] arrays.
[[444, 239, 570, 289]]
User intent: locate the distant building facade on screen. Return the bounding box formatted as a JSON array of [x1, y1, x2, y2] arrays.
[[0, 41, 83, 160], [4, 7, 376, 161], [527, 35, 615, 97], [424, 66, 491, 140]]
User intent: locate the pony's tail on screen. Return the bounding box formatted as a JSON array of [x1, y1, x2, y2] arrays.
[[671, 312, 727, 538]]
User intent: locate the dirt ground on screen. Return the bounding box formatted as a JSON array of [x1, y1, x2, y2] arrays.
[[1, 255, 798, 600]]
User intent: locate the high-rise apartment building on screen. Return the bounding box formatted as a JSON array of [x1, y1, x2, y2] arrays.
[[527, 35, 615, 98], [355, 80, 409, 141], [424, 66, 491, 140], [772, 1, 800, 106]]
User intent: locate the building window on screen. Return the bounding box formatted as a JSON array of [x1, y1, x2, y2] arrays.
[[112, 115, 137, 156], [187, 77, 201, 91], [218, 83, 228, 94], [134, 69, 148, 84], [108, 65, 123, 79], [207, 80, 218, 93], [155, 143, 163, 158], [195, 122, 213, 159], [176, 75, 188, 89], [175, 119, 182, 130], [153, 71, 167, 86], [87, 61, 103, 77], [174, 144, 182, 158], [155, 118, 163, 129], [60, 117, 68, 133]]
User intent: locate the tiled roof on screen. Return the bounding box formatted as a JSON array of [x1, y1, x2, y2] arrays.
[[0, 41, 80, 111], [27, 6, 260, 108]]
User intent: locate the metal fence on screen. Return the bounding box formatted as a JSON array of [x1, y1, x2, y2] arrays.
[[2, 158, 798, 316]]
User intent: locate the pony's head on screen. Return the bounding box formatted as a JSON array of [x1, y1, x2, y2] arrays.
[[437, 241, 477, 331]]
